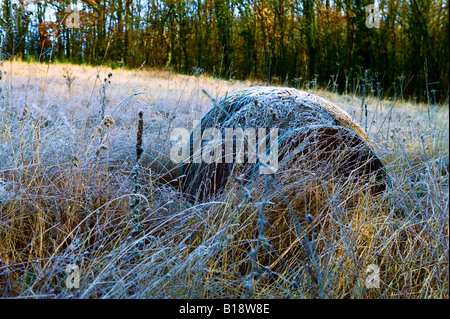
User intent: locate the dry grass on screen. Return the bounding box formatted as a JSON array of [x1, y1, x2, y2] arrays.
[[0, 61, 448, 298]]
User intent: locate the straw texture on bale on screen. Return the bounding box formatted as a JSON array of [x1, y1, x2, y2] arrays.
[[181, 86, 390, 200]]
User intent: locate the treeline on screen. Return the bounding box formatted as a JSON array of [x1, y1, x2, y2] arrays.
[[0, 0, 449, 102]]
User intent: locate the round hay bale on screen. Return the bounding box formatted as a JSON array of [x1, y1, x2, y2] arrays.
[[181, 86, 390, 201]]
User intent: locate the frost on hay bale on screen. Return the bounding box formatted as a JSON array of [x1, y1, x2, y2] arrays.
[[181, 86, 390, 201]]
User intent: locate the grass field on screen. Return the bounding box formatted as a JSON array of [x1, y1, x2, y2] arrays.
[[0, 61, 448, 298]]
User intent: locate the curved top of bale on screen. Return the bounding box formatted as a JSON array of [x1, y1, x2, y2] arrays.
[[201, 86, 367, 140]]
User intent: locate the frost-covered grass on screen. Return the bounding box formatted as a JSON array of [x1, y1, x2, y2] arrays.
[[0, 61, 448, 298]]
